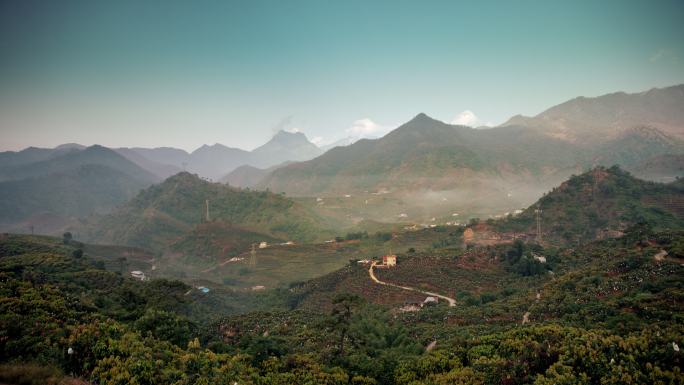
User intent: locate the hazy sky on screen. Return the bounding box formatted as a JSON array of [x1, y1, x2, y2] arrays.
[[1, 0, 683, 152]]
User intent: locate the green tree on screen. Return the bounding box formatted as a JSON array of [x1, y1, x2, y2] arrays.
[[330, 293, 363, 357]]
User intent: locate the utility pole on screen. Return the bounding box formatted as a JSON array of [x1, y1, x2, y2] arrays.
[[205, 199, 210, 222], [535, 207, 543, 243], [250, 243, 257, 267]]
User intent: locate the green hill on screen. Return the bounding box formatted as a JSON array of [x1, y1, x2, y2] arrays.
[[495, 166, 684, 244], [83, 172, 329, 251]]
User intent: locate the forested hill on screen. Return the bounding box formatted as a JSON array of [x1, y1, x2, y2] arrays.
[[496, 166, 684, 244], [81, 172, 327, 250]]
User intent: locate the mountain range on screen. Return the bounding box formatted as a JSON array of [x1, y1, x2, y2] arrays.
[[118, 130, 322, 180], [2, 84, 683, 234], [503, 84, 684, 143], [0, 145, 159, 233], [255, 85, 684, 198]]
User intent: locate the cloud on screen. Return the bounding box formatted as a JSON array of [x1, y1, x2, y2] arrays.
[[450, 110, 492, 128], [310, 136, 324, 145], [345, 118, 391, 140], [284, 127, 301, 133]]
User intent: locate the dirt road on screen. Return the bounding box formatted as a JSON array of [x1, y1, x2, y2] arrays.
[[368, 261, 456, 306]]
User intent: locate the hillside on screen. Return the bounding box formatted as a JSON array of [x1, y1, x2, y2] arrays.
[[495, 166, 684, 244], [220, 162, 291, 188], [627, 153, 684, 182], [2, 210, 684, 384], [82, 172, 328, 251], [503, 84, 684, 143], [0, 146, 158, 232]]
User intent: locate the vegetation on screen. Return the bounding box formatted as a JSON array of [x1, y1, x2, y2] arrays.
[[495, 166, 684, 245], [81, 172, 331, 251], [2, 168, 683, 384]]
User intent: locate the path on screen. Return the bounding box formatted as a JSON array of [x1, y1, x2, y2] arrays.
[[368, 262, 456, 307]]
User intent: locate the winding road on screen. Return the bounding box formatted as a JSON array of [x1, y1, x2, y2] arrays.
[[368, 261, 456, 307]]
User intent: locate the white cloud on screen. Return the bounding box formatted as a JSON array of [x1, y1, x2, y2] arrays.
[[284, 127, 301, 133], [345, 118, 391, 140], [450, 110, 491, 128], [310, 136, 324, 145]]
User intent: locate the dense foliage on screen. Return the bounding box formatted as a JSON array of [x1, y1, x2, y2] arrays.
[[2, 221, 683, 384]]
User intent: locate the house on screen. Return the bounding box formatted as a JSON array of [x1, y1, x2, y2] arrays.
[[382, 254, 397, 267], [130, 271, 145, 281], [423, 296, 439, 306], [258, 242, 268, 249]]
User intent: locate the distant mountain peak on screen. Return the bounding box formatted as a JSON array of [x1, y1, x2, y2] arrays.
[[55, 143, 85, 151], [409, 112, 434, 123], [271, 130, 311, 144]]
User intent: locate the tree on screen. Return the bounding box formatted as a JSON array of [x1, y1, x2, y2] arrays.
[[330, 293, 363, 357], [62, 232, 73, 244]]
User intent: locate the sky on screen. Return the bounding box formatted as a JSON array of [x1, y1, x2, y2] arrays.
[[1, 0, 683, 152]]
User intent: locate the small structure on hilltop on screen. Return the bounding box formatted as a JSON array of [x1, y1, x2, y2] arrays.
[[258, 242, 268, 249], [423, 296, 439, 306], [382, 254, 397, 267]]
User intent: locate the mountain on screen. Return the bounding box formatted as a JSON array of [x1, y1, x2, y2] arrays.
[[81, 172, 327, 251], [221, 162, 292, 188], [627, 153, 684, 182], [250, 130, 322, 168], [495, 166, 684, 244], [503, 84, 684, 143], [186, 144, 252, 180], [320, 136, 359, 152], [0, 146, 158, 232], [115, 148, 183, 179], [257, 113, 581, 195], [0, 146, 80, 170], [124, 147, 191, 169], [0, 145, 157, 182], [591, 126, 684, 170], [115, 132, 322, 181]]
